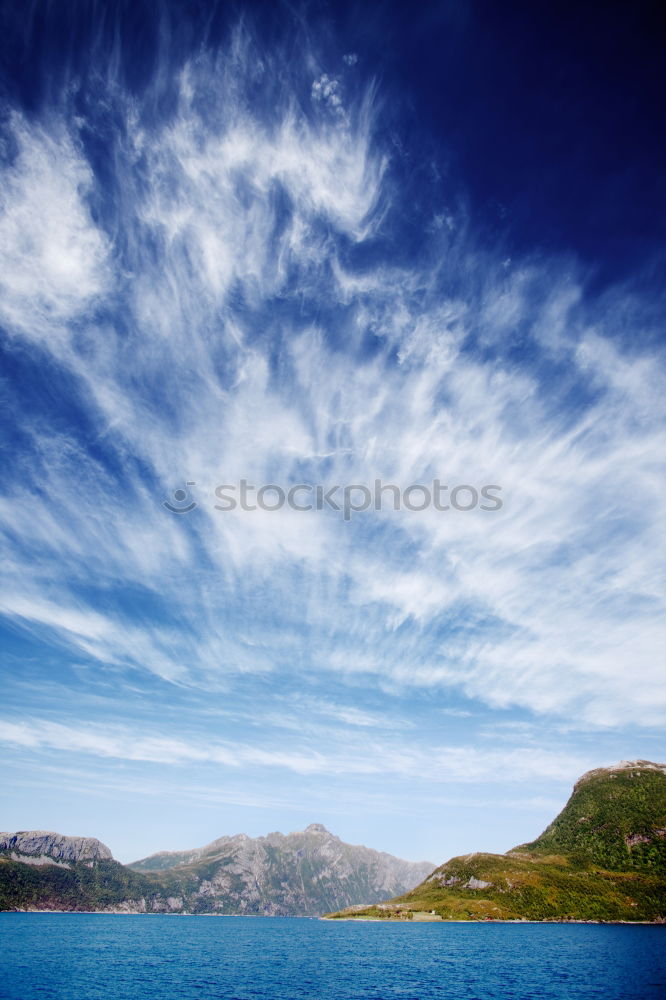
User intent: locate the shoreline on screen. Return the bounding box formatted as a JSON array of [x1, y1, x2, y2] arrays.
[[321, 917, 665, 925], [2, 910, 664, 925]]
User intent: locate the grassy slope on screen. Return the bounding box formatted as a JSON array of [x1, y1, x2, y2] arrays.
[[327, 763, 666, 922]]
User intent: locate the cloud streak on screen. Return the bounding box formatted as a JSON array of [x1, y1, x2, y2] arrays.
[[0, 717, 590, 785]]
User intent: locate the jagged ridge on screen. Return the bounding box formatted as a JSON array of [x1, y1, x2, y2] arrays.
[[129, 823, 435, 916]]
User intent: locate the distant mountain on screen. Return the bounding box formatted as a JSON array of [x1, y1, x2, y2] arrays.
[[0, 825, 434, 916], [128, 823, 435, 916], [327, 761, 666, 923], [0, 831, 156, 913]]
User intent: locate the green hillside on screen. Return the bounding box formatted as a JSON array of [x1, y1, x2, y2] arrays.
[[0, 858, 159, 912], [327, 761, 666, 923], [517, 762, 666, 871]]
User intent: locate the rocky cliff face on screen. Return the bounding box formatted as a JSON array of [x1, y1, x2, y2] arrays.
[[0, 831, 113, 865], [129, 823, 435, 916]]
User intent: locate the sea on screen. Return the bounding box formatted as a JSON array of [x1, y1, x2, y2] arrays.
[[0, 914, 664, 1000]]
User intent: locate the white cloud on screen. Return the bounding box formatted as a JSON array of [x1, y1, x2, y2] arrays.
[[0, 717, 589, 784], [0, 115, 110, 344], [0, 30, 664, 746], [311, 73, 345, 118]]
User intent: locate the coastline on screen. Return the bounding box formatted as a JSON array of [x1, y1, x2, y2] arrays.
[[321, 918, 665, 925], [2, 910, 664, 924], [320, 917, 666, 925]]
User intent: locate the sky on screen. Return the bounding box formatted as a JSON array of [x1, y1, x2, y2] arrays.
[[0, 0, 664, 866]]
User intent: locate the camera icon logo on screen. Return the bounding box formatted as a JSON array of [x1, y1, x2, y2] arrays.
[[163, 482, 198, 514]]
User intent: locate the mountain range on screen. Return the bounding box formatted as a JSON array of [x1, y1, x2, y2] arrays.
[[3, 760, 665, 920], [327, 760, 666, 922], [0, 824, 433, 915]]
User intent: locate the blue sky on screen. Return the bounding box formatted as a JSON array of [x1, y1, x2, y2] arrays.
[[0, 0, 664, 865]]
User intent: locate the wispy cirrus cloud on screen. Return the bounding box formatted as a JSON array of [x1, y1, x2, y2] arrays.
[[0, 716, 590, 785], [0, 116, 110, 342]]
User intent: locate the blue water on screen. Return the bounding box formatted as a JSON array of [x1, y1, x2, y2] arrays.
[[0, 915, 664, 1000]]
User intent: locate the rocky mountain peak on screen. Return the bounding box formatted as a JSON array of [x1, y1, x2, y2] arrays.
[[126, 824, 434, 915]]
